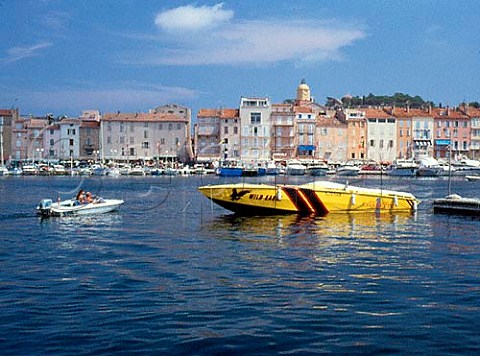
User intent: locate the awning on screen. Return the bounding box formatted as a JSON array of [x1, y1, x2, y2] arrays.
[[414, 140, 432, 147], [435, 139, 451, 146], [298, 145, 316, 151]]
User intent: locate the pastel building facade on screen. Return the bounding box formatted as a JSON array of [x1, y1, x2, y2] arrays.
[[365, 108, 397, 163], [239, 97, 272, 161], [101, 112, 189, 162], [195, 109, 240, 161]]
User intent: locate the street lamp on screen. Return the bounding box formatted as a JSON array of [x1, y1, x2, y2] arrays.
[[93, 150, 99, 163], [110, 149, 117, 164], [36, 148, 44, 163]]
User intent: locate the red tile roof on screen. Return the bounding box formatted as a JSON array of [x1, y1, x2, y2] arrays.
[[431, 108, 468, 119], [80, 120, 100, 128], [197, 109, 239, 119], [364, 108, 391, 118]]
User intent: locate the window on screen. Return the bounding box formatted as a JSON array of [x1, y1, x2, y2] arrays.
[[142, 142, 149, 149], [253, 127, 258, 136], [144, 122, 149, 128], [389, 140, 394, 148], [107, 137, 111, 144], [177, 123, 181, 130], [144, 131, 148, 139], [250, 113, 261, 124], [168, 124, 173, 130], [50, 139, 54, 146], [234, 127, 238, 135], [175, 138, 180, 145], [159, 123, 163, 130], [120, 124, 124, 133], [370, 140, 375, 147], [160, 138, 165, 144], [130, 147, 135, 156], [69, 139, 74, 146], [379, 139, 384, 148], [107, 124, 112, 131], [224, 126, 229, 134], [130, 125, 134, 133], [119, 136, 125, 144]]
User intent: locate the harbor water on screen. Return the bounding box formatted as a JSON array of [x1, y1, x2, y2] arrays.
[[0, 175, 479, 354]]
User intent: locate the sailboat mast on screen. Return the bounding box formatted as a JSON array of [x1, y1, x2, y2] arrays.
[[0, 117, 4, 165]]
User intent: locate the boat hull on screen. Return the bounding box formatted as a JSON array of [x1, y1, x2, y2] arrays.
[[433, 195, 480, 215], [198, 181, 419, 216], [38, 198, 124, 217]]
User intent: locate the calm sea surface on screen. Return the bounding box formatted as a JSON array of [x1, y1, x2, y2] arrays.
[[0, 174, 479, 355]]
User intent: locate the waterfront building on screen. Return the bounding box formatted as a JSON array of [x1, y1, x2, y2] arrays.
[[432, 107, 470, 159], [385, 107, 413, 159], [295, 105, 316, 159], [270, 103, 295, 160], [10, 116, 49, 162], [151, 104, 194, 162], [337, 109, 367, 160], [410, 108, 435, 158], [101, 112, 189, 163], [462, 106, 480, 159], [315, 116, 347, 162], [79, 120, 100, 161], [43, 124, 61, 160], [58, 118, 81, 160], [78, 110, 101, 161], [0, 109, 18, 164], [239, 97, 272, 161], [195, 108, 240, 161], [364, 108, 397, 163], [219, 109, 241, 160]]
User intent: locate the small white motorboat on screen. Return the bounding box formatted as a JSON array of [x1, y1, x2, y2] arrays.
[[466, 175, 480, 181], [37, 196, 124, 217]]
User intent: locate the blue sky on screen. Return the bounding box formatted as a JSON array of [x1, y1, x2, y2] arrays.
[[1, 0, 479, 117]]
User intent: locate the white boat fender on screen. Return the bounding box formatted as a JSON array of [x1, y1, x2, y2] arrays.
[[350, 193, 356, 205], [413, 200, 418, 211], [276, 187, 282, 201], [393, 195, 398, 206]]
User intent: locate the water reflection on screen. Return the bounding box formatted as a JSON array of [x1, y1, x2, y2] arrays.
[[204, 212, 417, 240]]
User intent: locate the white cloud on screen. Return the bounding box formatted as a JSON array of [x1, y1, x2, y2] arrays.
[[155, 3, 233, 32], [2, 42, 53, 63], [144, 18, 365, 66]]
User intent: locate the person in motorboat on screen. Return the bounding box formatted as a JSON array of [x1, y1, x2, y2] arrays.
[[76, 190, 96, 204], [85, 191, 94, 203], [76, 190, 86, 204]]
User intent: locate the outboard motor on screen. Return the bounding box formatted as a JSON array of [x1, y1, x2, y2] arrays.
[[38, 199, 53, 217]]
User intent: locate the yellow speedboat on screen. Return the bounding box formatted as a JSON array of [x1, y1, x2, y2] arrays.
[[198, 180, 419, 215]]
